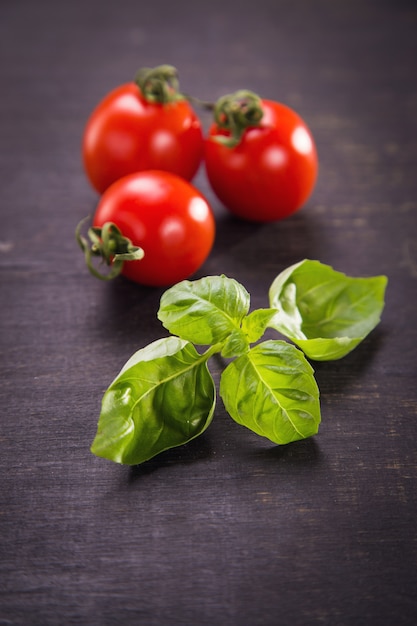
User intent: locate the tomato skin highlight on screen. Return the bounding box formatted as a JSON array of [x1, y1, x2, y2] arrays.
[[204, 99, 318, 222], [83, 83, 204, 194], [92, 170, 215, 287]]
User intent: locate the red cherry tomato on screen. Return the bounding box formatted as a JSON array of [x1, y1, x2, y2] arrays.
[[83, 82, 203, 195], [92, 170, 215, 287], [205, 98, 318, 222]]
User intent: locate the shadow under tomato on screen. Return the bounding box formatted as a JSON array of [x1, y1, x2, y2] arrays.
[[202, 206, 321, 287], [86, 274, 165, 344]]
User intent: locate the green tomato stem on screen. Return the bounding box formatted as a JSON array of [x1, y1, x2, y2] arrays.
[[75, 217, 145, 281], [182, 93, 215, 112], [134, 64, 184, 104], [211, 90, 264, 148]]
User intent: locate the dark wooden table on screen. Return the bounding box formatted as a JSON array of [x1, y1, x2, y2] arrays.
[[1, 0, 416, 624]]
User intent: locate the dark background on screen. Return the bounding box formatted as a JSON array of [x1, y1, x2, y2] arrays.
[[1, 0, 416, 624]]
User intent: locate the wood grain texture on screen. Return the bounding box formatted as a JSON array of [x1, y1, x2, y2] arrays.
[[1, 0, 416, 624]]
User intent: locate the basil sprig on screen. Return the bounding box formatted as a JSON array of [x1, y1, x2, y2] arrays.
[[91, 262, 387, 465]]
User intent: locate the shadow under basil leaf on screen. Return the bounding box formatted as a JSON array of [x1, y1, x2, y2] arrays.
[[313, 325, 388, 396], [127, 433, 214, 483], [250, 437, 322, 467]]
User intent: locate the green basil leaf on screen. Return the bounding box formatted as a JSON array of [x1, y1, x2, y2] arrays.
[[221, 329, 248, 358], [91, 337, 216, 465], [220, 340, 321, 445], [158, 274, 250, 346], [221, 309, 278, 357], [241, 308, 278, 343], [268, 259, 388, 360]]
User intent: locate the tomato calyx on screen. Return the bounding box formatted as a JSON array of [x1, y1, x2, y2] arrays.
[[134, 64, 185, 104], [211, 90, 264, 148], [76, 217, 145, 281]]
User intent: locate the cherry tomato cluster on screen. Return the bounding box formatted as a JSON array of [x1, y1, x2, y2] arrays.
[[78, 65, 318, 287]]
